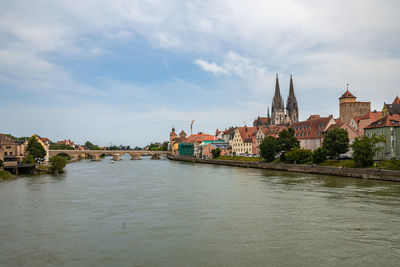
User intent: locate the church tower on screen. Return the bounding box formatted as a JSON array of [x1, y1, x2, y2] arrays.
[[286, 75, 299, 123], [271, 73, 285, 125]]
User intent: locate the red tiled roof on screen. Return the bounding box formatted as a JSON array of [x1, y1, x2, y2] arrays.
[[253, 117, 271, 126], [365, 114, 400, 128], [187, 134, 216, 144], [393, 96, 400, 104], [291, 116, 334, 139], [237, 127, 258, 143], [360, 111, 381, 122], [259, 125, 287, 137], [40, 137, 50, 143], [339, 90, 356, 99]]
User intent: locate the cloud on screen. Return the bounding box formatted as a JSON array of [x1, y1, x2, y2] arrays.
[[194, 59, 230, 75]]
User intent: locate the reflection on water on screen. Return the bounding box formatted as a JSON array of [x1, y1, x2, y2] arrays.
[[0, 156, 400, 266]]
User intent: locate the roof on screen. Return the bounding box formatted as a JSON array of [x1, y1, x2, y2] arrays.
[[384, 103, 400, 115], [187, 134, 216, 144], [365, 114, 400, 129], [237, 127, 258, 143], [291, 116, 334, 139], [360, 111, 381, 122], [393, 96, 400, 104], [253, 116, 271, 126], [179, 130, 187, 136], [258, 125, 287, 137], [339, 90, 356, 99]]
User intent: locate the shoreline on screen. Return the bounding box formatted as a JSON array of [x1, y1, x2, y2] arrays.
[[168, 156, 400, 182]]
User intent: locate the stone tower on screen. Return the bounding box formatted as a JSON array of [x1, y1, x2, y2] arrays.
[[271, 74, 285, 125], [286, 75, 299, 123], [339, 87, 370, 122]]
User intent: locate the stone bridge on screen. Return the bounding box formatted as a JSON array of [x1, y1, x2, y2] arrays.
[[49, 150, 170, 161]]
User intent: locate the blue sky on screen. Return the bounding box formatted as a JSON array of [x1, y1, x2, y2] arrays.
[[1, 0, 400, 146]]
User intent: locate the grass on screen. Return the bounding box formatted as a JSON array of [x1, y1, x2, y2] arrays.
[[318, 160, 357, 168], [0, 170, 16, 180], [376, 159, 400, 171], [216, 155, 263, 162]]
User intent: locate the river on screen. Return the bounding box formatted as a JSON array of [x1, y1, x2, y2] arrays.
[[1, 156, 400, 266]]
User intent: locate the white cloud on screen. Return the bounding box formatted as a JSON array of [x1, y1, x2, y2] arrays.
[[194, 59, 230, 75]]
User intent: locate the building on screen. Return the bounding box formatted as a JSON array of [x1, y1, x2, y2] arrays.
[[30, 134, 51, 161], [202, 142, 230, 158], [339, 88, 370, 123], [381, 96, 400, 118], [364, 114, 400, 160], [169, 127, 188, 155], [255, 125, 287, 155], [354, 110, 382, 135], [231, 127, 258, 155], [291, 115, 336, 151], [57, 139, 75, 147], [0, 134, 18, 163], [178, 143, 194, 156], [187, 133, 217, 158], [253, 74, 299, 127]]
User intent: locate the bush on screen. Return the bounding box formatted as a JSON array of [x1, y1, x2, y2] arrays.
[[211, 148, 221, 158], [284, 148, 312, 164], [0, 170, 15, 179], [49, 156, 67, 174], [312, 147, 328, 164]]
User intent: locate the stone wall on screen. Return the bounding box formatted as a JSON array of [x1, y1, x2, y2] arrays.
[[340, 102, 370, 122], [169, 156, 400, 182]]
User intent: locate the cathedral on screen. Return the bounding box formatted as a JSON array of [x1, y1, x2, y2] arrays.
[[253, 74, 299, 127]]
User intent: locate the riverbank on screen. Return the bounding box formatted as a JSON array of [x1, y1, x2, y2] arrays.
[[168, 156, 400, 182]]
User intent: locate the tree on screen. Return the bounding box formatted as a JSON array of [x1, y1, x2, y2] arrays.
[[322, 128, 349, 159], [85, 141, 100, 150], [211, 148, 221, 158], [277, 128, 300, 160], [351, 134, 385, 166], [160, 141, 169, 151], [312, 147, 328, 164], [284, 148, 312, 164], [26, 136, 46, 161], [23, 154, 35, 164], [49, 156, 67, 174], [259, 136, 277, 162]]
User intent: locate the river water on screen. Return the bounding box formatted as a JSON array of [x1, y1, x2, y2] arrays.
[[1, 156, 400, 266]]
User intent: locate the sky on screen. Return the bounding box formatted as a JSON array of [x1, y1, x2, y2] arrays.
[[1, 0, 399, 147]]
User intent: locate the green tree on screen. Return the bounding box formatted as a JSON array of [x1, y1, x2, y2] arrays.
[[23, 154, 35, 164], [351, 134, 386, 166], [85, 141, 100, 150], [259, 136, 277, 162], [322, 128, 349, 159], [312, 147, 328, 164], [49, 156, 67, 174], [277, 128, 300, 160], [211, 148, 221, 158], [284, 148, 312, 164], [160, 141, 169, 151], [26, 136, 46, 161]]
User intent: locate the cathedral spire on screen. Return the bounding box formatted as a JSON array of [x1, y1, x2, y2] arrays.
[[267, 106, 270, 117], [272, 73, 284, 111], [286, 74, 299, 123]]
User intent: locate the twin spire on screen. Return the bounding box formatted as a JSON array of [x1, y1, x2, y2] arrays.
[[270, 73, 298, 124]]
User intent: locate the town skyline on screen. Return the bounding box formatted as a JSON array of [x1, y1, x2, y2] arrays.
[[1, 0, 400, 146]]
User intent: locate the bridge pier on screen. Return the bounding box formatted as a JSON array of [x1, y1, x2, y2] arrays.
[[130, 153, 141, 160], [91, 154, 101, 161], [151, 154, 160, 160], [113, 154, 121, 161]]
